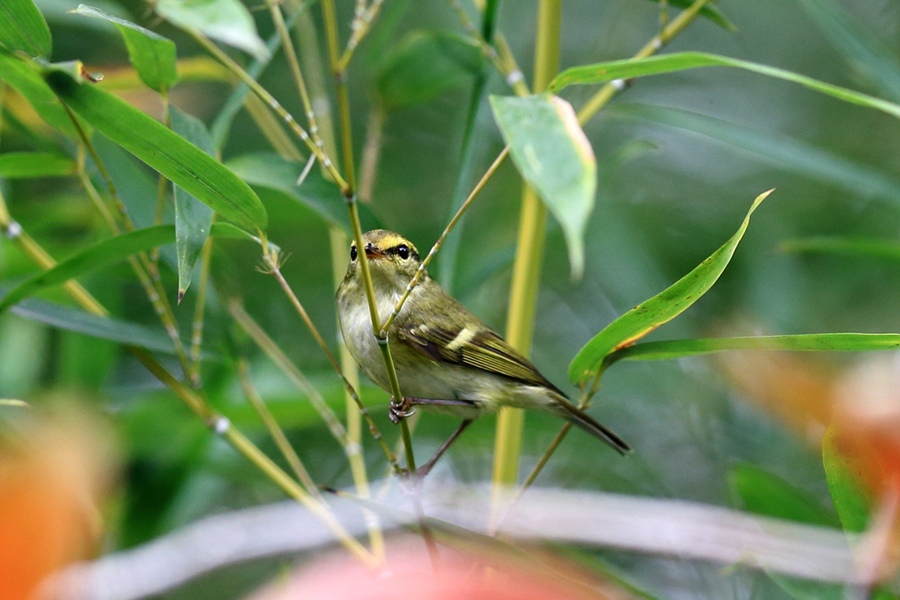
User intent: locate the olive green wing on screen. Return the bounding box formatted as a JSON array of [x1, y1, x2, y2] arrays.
[[397, 322, 561, 392]]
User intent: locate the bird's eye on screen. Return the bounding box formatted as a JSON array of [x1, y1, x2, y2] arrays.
[[350, 245, 358, 261], [397, 244, 410, 260]]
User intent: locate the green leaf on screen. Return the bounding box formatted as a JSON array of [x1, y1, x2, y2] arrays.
[[0, 152, 75, 177], [71, 4, 178, 93], [0, 225, 175, 312], [170, 107, 215, 300], [227, 152, 377, 232], [549, 52, 900, 121], [155, 0, 269, 62], [569, 190, 772, 383], [643, 0, 736, 31], [729, 464, 839, 527], [0, 0, 52, 58], [210, 222, 280, 253], [376, 31, 483, 109], [822, 428, 871, 533], [10, 297, 189, 355], [610, 333, 900, 363], [608, 104, 900, 203], [0, 51, 74, 135], [782, 237, 900, 262], [490, 94, 596, 278], [45, 70, 267, 232]]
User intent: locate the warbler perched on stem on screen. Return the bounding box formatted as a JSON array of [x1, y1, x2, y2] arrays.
[[337, 229, 629, 473]]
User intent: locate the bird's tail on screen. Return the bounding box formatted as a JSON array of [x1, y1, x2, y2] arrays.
[[553, 398, 630, 455]]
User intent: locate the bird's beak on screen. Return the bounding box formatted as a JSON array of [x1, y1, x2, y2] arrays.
[[364, 243, 384, 260]]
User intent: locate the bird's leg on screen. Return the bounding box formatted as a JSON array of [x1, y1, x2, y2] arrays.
[[416, 419, 474, 479], [389, 397, 415, 423]]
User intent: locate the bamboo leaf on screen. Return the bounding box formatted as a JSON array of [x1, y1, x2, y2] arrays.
[[0, 225, 175, 312], [71, 4, 178, 93], [10, 297, 193, 355], [569, 190, 772, 383], [45, 69, 267, 232], [155, 0, 269, 62], [643, 0, 736, 31], [0, 51, 74, 135], [491, 94, 596, 278], [822, 428, 871, 533], [0, 152, 75, 177], [170, 107, 215, 300], [729, 464, 839, 527], [609, 333, 900, 363], [0, 0, 51, 58], [549, 52, 900, 120]]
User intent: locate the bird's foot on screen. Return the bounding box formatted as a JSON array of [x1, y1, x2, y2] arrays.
[[389, 397, 416, 424]]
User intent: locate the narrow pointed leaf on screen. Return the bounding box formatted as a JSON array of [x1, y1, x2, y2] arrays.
[[0, 225, 175, 312], [155, 0, 269, 62], [569, 190, 772, 383], [11, 297, 188, 355], [0, 152, 75, 177], [45, 70, 267, 231], [0, 0, 51, 58], [609, 333, 900, 363], [549, 52, 900, 120], [643, 0, 735, 31], [491, 94, 596, 278], [170, 107, 215, 299], [729, 464, 839, 527], [71, 4, 178, 93]]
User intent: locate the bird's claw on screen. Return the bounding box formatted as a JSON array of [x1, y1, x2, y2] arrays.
[[389, 397, 416, 424]]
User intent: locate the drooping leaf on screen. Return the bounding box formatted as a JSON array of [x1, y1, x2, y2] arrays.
[[569, 190, 772, 383], [71, 4, 178, 93], [491, 94, 596, 278], [782, 237, 900, 262], [170, 107, 215, 300], [609, 333, 900, 363], [376, 31, 483, 109], [45, 68, 267, 232], [0, 0, 52, 58], [729, 464, 839, 527], [0, 152, 75, 177], [549, 52, 900, 120], [608, 103, 900, 203], [0, 225, 175, 312], [11, 297, 191, 355], [155, 0, 269, 62]]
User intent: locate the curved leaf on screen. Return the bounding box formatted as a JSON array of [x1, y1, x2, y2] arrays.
[[0, 51, 74, 135], [71, 4, 178, 93], [45, 70, 267, 231], [491, 94, 596, 278], [569, 190, 772, 383], [0, 225, 175, 312], [549, 52, 900, 120], [0, 0, 51, 58], [11, 297, 192, 355], [782, 237, 900, 262], [610, 333, 900, 363]]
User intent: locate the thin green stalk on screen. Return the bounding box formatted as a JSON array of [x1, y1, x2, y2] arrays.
[[491, 0, 561, 513]]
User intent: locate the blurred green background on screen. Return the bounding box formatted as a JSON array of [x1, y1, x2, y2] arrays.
[[1, 0, 898, 597]]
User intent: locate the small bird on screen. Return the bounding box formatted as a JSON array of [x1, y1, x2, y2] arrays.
[[336, 229, 629, 473]]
